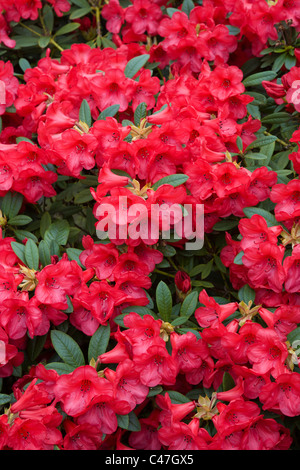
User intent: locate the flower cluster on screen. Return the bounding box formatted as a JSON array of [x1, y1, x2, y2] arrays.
[[0, 0, 300, 452]]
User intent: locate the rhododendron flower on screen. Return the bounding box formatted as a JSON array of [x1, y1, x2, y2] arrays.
[[195, 290, 238, 328], [134, 339, 177, 387], [125, 0, 163, 36], [62, 420, 102, 451], [54, 365, 113, 417], [242, 242, 286, 293], [213, 398, 261, 438], [158, 418, 213, 450], [259, 372, 300, 417], [246, 328, 289, 377]]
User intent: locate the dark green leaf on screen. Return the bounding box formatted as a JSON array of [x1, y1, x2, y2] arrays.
[[152, 174, 189, 190], [88, 324, 111, 363], [243, 206, 278, 227], [242, 71, 277, 87], [50, 330, 85, 368], [44, 220, 70, 246], [0, 394, 12, 407], [11, 241, 26, 264], [79, 99, 92, 127], [124, 54, 150, 78], [69, 6, 91, 19], [238, 284, 256, 304], [156, 281, 172, 321], [98, 104, 120, 120], [55, 22, 81, 36], [39, 240, 51, 267], [8, 215, 32, 226], [180, 290, 198, 318], [134, 102, 147, 126], [24, 239, 39, 271], [181, 0, 194, 17]]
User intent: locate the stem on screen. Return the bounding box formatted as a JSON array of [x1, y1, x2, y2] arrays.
[[167, 256, 178, 271], [263, 131, 291, 148], [153, 269, 175, 279], [91, 6, 102, 46], [19, 21, 64, 53], [19, 21, 42, 37], [50, 38, 64, 52]]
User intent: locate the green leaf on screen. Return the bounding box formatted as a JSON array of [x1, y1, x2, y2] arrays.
[[27, 334, 47, 362], [98, 104, 120, 120], [40, 211, 51, 239], [287, 327, 300, 346], [134, 102, 147, 126], [79, 99, 92, 127], [6, 193, 23, 219], [242, 71, 277, 87], [238, 284, 256, 304], [66, 247, 84, 268], [1, 192, 12, 217], [152, 174, 189, 190], [19, 58, 31, 72], [222, 372, 236, 391], [245, 152, 268, 161], [69, 6, 91, 19], [44, 220, 70, 246], [38, 36, 51, 48], [124, 54, 150, 78], [166, 7, 180, 18], [50, 330, 85, 368], [13, 230, 38, 243], [11, 241, 26, 264], [39, 240, 52, 267], [166, 390, 192, 404], [45, 362, 76, 375], [88, 324, 111, 363], [246, 135, 277, 150], [261, 112, 291, 124], [272, 52, 287, 72], [0, 394, 12, 407], [74, 188, 94, 204], [181, 0, 194, 17], [127, 411, 141, 432], [233, 251, 244, 265], [243, 206, 278, 227], [156, 281, 172, 322], [24, 239, 39, 271], [147, 386, 163, 397], [8, 215, 32, 226], [101, 37, 117, 49], [226, 25, 240, 36], [55, 22, 81, 36], [180, 290, 198, 318], [213, 219, 238, 231], [71, 0, 90, 7], [117, 414, 129, 430], [43, 4, 54, 33]]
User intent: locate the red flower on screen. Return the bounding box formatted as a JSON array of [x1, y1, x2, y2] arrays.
[[54, 365, 113, 417], [209, 65, 244, 101], [213, 398, 260, 438], [195, 290, 238, 328], [134, 339, 177, 387], [246, 328, 289, 377], [242, 242, 286, 293], [259, 372, 300, 417], [62, 420, 102, 450], [125, 0, 162, 36]]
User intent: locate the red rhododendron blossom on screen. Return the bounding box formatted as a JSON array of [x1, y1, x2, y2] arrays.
[[0, 0, 299, 452], [53, 365, 113, 417]]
